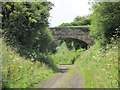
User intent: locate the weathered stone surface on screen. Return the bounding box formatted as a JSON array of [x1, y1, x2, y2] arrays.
[[50, 27, 93, 45]]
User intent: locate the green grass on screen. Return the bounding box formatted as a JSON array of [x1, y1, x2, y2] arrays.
[[2, 35, 118, 88], [1, 38, 55, 88], [75, 42, 118, 88], [1, 39, 82, 88]]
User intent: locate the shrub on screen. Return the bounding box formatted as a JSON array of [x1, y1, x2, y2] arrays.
[[75, 41, 118, 88], [2, 2, 54, 58], [90, 2, 120, 45], [1, 38, 55, 88]]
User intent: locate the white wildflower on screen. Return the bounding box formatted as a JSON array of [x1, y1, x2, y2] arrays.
[[102, 68, 106, 71], [19, 66, 22, 68]]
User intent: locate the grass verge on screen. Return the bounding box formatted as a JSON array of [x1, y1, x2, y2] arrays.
[[75, 42, 118, 88]]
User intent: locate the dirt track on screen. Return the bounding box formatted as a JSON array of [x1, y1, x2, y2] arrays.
[[39, 64, 84, 88]]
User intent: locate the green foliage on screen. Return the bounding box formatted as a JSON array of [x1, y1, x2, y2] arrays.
[[90, 2, 120, 45], [73, 16, 86, 22], [51, 42, 83, 65], [1, 38, 55, 88], [47, 40, 57, 54], [36, 53, 58, 71], [2, 2, 54, 58], [75, 42, 118, 88], [59, 16, 91, 27], [62, 38, 88, 50], [75, 2, 119, 88]]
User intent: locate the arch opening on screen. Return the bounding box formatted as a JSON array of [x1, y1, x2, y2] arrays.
[[59, 38, 88, 50]]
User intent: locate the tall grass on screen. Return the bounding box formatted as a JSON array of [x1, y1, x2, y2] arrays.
[[1, 38, 55, 88], [75, 42, 118, 88]]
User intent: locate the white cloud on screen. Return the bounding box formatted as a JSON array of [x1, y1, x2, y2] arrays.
[[48, 0, 91, 27]]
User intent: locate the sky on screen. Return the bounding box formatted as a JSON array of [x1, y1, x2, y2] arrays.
[[48, 0, 91, 27]]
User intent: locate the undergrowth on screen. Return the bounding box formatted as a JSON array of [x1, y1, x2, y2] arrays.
[[75, 42, 118, 88], [1, 38, 55, 88], [51, 42, 82, 66]]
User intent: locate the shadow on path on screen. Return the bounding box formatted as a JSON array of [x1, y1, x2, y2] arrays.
[[37, 64, 84, 88], [57, 64, 73, 73]]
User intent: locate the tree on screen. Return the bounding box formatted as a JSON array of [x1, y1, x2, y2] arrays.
[[2, 2, 54, 58], [90, 2, 120, 45], [59, 16, 91, 27], [73, 16, 85, 22]]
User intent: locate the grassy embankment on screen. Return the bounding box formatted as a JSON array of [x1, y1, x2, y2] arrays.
[[1, 39, 81, 88], [1, 38, 56, 88], [75, 42, 118, 88], [2, 33, 118, 88]]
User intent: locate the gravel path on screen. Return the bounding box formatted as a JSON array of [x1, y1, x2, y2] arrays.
[[39, 64, 84, 88]]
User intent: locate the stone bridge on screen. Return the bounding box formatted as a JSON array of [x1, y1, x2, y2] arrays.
[[50, 27, 94, 47]]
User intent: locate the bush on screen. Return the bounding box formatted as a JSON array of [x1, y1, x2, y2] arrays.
[[1, 38, 55, 88], [59, 16, 91, 27], [90, 2, 120, 45], [75, 41, 118, 88], [51, 42, 83, 65], [36, 53, 58, 71], [2, 2, 54, 58]]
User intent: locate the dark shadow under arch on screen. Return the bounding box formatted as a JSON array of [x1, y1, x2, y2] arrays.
[[59, 38, 88, 50]]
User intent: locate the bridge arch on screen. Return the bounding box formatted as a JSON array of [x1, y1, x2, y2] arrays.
[[50, 27, 94, 48], [61, 38, 88, 50]]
